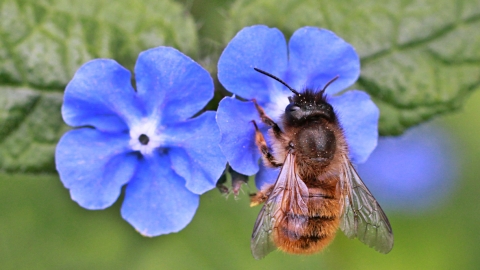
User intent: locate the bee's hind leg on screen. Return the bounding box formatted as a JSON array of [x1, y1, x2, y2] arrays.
[[250, 184, 274, 207]]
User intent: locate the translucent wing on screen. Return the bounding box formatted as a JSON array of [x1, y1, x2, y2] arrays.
[[339, 155, 394, 253], [251, 150, 309, 259]]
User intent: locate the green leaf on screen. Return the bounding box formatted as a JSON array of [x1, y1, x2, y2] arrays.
[[0, 88, 66, 172], [0, 0, 198, 172], [223, 0, 480, 135]]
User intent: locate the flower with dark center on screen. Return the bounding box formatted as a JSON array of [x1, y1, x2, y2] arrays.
[[56, 46, 226, 236]]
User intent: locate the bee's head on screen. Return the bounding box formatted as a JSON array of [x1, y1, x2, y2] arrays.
[[253, 68, 338, 125], [285, 90, 336, 125]]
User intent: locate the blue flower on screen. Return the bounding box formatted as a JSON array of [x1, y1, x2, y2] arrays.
[[356, 123, 458, 212], [55, 47, 226, 236], [216, 25, 379, 188]]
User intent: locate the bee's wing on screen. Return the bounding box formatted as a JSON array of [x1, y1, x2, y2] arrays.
[[251, 151, 309, 260], [339, 155, 394, 254]]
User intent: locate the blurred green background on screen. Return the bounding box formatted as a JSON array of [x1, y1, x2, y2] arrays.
[[1, 0, 480, 269]]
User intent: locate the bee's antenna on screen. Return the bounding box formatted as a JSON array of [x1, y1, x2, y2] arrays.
[[254, 68, 300, 96], [321, 76, 340, 92]]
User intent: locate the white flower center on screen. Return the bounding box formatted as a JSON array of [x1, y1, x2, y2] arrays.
[[265, 92, 290, 123], [129, 118, 163, 156]]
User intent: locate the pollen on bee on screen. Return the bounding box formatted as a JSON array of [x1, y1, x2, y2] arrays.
[[250, 201, 261, 207]]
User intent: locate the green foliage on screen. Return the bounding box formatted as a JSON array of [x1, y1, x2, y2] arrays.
[[0, 0, 198, 172], [1, 0, 479, 172], [224, 0, 480, 135]]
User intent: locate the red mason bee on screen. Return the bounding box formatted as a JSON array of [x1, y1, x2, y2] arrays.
[[249, 68, 393, 259]]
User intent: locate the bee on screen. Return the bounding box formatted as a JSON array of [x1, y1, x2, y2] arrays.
[[249, 68, 393, 259]]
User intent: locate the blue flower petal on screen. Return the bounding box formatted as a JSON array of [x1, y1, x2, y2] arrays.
[[357, 124, 458, 212], [217, 97, 271, 175], [121, 154, 199, 236], [329, 90, 379, 163], [55, 129, 138, 209], [287, 27, 360, 95], [218, 25, 289, 104], [255, 162, 280, 190], [62, 59, 142, 132], [161, 111, 227, 194], [134, 47, 213, 125]]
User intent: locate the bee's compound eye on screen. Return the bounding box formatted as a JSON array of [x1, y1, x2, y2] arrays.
[[319, 103, 333, 113], [286, 103, 300, 112]]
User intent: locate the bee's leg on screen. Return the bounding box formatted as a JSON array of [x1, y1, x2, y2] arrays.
[[252, 120, 282, 168], [252, 99, 285, 141], [250, 184, 274, 206]]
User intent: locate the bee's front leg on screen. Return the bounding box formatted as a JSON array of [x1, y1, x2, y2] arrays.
[[252, 99, 285, 141], [251, 120, 283, 168]]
